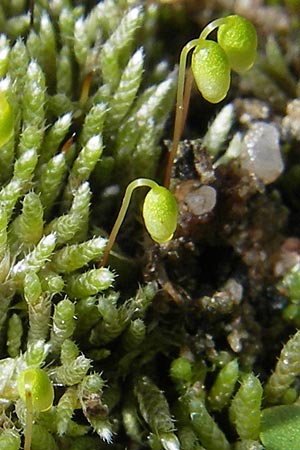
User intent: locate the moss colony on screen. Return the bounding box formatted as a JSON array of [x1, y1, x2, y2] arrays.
[[1, 0, 300, 449]]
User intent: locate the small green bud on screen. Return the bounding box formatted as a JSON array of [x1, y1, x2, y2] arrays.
[[143, 185, 178, 243], [217, 15, 257, 73], [191, 40, 231, 103]]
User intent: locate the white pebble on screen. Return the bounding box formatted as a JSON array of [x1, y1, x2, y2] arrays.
[[185, 185, 217, 215], [241, 122, 284, 184]]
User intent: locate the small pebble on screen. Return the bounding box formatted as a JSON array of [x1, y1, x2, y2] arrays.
[[241, 122, 284, 184]]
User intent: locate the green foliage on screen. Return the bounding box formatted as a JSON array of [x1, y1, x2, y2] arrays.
[[170, 357, 193, 385], [260, 405, 300, 450], [186, 383, 231, 450], [79, 374, 112, 442], [207, 359, 239, 411], [134, 376, 180, 450], [265, 329, 300, 403], [50, 298, 76, 354], [56, 386, 78, 436], [229, 373, 263, 440], [24, 272, 51, 343], [7, 313, 23, 357], [9, 191, 44, 255], [280, 263, 300, 323], [0, 92, 14, 147]]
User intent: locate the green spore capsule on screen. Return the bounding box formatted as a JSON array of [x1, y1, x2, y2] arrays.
[[17, 367, 54, 413], [0, 91, 14, 147], [143, 184, 178, 244], [217, 15, 257, 73], [100, 178, 178, 266], [164, 14, 257, 187], [191, 40, 230, 104]]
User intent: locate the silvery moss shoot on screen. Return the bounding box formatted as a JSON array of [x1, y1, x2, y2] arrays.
[[1, 1, 300, 449]]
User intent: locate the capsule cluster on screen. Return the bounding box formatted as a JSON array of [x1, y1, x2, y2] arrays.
[[191, 15, 257, 103]]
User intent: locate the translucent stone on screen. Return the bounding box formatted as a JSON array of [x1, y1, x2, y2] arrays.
[[185, 185, 217, 215], [241, 122, 284, 184]]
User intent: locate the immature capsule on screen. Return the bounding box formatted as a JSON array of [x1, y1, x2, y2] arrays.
[[100, 179, 178, 266], [17, 367, 54, 412], [217, 15, 257, 73], [191, 40, 231, 103], [143, 185, 178, 243]]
